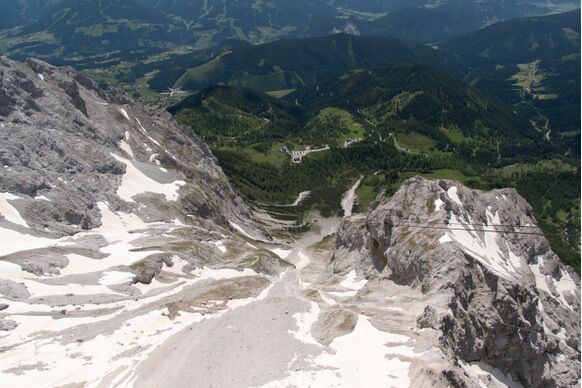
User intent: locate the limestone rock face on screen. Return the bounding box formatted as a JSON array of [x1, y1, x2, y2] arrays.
[[0, 56, 260, 237], [0, 58, 285, 386], [332, 176, 580, 387]]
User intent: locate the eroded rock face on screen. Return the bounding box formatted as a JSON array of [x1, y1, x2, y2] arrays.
[[0, 56, 259, 237], [0, 58, 285, 386], [332, 176, 581, 387]]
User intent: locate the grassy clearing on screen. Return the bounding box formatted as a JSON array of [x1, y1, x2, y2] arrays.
[[441, 125, 467, 143], [175, 54, 224, 87], [244, 142, 287, 168], [355, 183, 378, 209], [266, 89, 296, 98], [395, 132, 437, 153]]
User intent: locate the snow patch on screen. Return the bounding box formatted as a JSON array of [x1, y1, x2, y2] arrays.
[[290, 191, 310, 207], [341, 177, 362, 217], [459, 360, 523, 388], [213, 241, 227, 253], [553, 270, 578, 309], [119, 108, 130, 121], [0, 193, 28, 227], [447, 186, 462, 207], [0, 227, 61, 257], [294, 251, 310, 270], [135, 118, 148, 134], [270, 248, 293, 259], [290, 301, 321, 346], [229, 221, 258, 240], [119, 132, 134, 158], [263, 316, 416, 388], [340, 270, 367, 291], [111, 153, 185, 202], [0, 260, 24, 275], [434, 197, 444, 211], [99, 271, 135, 286], [442, 214, 524, 281]]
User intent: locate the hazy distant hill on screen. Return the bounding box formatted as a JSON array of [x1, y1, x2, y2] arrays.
[[443, 10, 581, 152], [0, 0, 187, 66], [170, 34, 457, 92], [325, 0, 580, 43], [0, 0, 578, 70]]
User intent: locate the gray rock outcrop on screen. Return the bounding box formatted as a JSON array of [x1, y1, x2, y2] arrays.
[[0, 56, 261, 237], [331, 176, 581, 387]]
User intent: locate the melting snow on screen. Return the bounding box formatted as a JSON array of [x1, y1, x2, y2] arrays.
[[340, 270, 367, 291], [459, 360, 523, 388], [447, 186, 462, 207], [434, 197, 444, 211], [213, 241, 227, 253], [0, 227, 63, 257], [119, 131, 134, 158], [229, 221, 258, 240], [294, 251, 310, 270], [341, 177, 362, 217], [0, 193, 28, 227], [263, 316, 416, 387], [271, 248, 293, 259], [111, 153, 185, 202], [0, 260, 25, 275], [440, 213, 524, 281], [553, 270, 577, 309], [99, 271, 135, 286], [290, 191, 310, 207], [290, 301, 321, 346], [135, 118, 148, 134], [119, 108, 130, 121]]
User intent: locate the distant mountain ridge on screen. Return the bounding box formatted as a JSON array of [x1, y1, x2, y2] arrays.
[[0, 0, 578, 68], [443, 9, 581, 152], [170, 34, 458, 92]]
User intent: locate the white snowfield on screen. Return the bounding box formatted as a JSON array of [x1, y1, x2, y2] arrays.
[[439, 212, 524, 282], [111, 153, 185, 202], [0, 199, 270, 387], [264, 311, 420, 388], [119, 131, 134, 158], [0, 192, 28, 227]]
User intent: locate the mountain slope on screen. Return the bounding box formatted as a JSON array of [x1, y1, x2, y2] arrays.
[[293, 64, 542, 161], [0, 57, 294, 385], [332, 177, 581, 387], [172, 34, 457, 92], [169, 65, 579, 270], [443, 10, 581, 151], [0, 57, 579, 387]]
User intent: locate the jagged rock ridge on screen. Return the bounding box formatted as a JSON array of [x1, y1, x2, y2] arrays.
[[332, 176, 580, 387]]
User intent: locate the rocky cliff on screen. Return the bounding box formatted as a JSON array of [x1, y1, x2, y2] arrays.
[[0, 58, 286, 386], [0, 57, 259, 236], [332, 176, 581, 387]]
